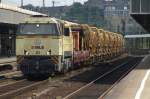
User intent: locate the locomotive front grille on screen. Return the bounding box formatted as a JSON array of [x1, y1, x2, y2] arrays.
[[19, 56, 60, 75]]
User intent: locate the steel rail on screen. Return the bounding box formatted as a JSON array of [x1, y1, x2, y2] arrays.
[[0, 79, 48, 99], [0, 61, 16, 66], [0, 71, 21, 79], [62, 61, 131, 99], [98, 61, 140, 99]]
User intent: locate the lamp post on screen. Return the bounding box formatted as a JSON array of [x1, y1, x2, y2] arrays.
[[21, 0, 23, 7], [43, 0, 45, 7]]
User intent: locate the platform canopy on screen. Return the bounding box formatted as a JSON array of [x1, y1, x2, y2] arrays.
[[130, 0, 150, 32], [125, 34, 150, 38], [0, 3, 46, 24], [131, 14, 150, 32]]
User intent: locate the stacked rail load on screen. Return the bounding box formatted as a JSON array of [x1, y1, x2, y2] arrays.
[[16, 16, 125, 78]]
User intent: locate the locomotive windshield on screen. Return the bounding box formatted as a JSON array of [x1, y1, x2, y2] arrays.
[[17, 23, 60, 35]]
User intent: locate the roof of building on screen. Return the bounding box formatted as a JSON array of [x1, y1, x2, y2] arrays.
[[125, 34, 150, 38], [0, 3, 46, 16]]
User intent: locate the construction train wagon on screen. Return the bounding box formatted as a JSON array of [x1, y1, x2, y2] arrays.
[[16, 16, 125, 78]]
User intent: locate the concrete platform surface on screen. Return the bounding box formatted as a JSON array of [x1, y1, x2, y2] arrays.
[[0, 57, 16, 64], [104, 55, 150, 99]]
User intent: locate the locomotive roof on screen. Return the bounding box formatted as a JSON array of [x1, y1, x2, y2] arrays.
[[63, 20, 80, 27], [22, 16, 59, 24], [22, 16, 81, 28]]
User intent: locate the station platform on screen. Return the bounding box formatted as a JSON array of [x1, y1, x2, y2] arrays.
[[0, 57, 16, 65], [104, 55, 150, 99]]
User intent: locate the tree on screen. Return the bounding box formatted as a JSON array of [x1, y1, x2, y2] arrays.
[[65, 2, 104, 26]]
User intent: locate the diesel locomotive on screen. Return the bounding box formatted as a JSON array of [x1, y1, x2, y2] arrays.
[[16, 16, 125, 78]]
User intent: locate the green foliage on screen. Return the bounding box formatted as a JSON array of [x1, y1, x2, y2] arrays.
[[23, 2, 105, 27], [64, 2, 104, 27]]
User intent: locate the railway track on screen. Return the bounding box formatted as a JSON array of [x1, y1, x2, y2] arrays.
[[15, 66, 96, 99], [0, 70, 21, 75], [0, 79, 48, 99], [0, 73, 25, 89], [23, 56, 135, 99], [0, 61, 19, 80], [0, 71, 22, 79], [0, 60, 16, 72], [63, 57, 142, 99], [3, 56, 141, 99], [0, 60, 16, 66], [0, 70, 22, 87]]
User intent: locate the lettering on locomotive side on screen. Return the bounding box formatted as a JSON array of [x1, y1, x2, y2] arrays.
[[31, 39, 45, 49], [31, 46, 44, 49], [34, 40, 43, 46], [35, 51, 41, 54]]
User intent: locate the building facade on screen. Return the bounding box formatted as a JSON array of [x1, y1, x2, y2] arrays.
[[22, 4, 70, 18], [131, 0, 150, 32], [85, 0, 130, 17], [104, 0, 129, 17]]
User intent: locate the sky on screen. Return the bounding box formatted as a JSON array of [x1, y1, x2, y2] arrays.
[[2, 0, 88, 7]]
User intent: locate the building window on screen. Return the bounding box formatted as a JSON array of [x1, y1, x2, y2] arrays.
[[105, 6, 115, 11], [112, 6, 115, 10], [105, 0, 113, 1], [124, 6, 127, 10]]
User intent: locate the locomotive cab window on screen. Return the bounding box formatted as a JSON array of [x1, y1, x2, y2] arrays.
[[17, 23, 60, 35], [64, 28, 70, 36]]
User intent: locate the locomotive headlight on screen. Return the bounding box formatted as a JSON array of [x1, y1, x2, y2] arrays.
[[26, 52, 29, 55], [47, 51, 50, 55], [24, 50, 29, 55], [47, 50, 51, 55]]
